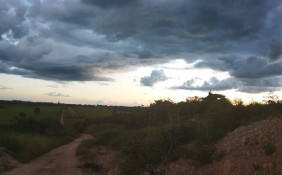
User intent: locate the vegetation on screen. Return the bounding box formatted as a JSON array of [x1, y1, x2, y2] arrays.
[[263, 136, 275, 155], [0, 101, 113, 164], [75, 91, 282, 175], [76, 139, 96, 161], [1, 91, 282, 174], [0, 104, 74, 162]]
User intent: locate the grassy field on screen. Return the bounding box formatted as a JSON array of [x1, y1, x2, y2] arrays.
[[0, 105, 62, 125], [1, 93, 282, 174], [0, 103, 114, 164], [0, 104, 70, 162]]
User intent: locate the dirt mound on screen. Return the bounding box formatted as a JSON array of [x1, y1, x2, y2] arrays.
[[155, 117, 282, 175], [90, 146, 119, 175], [206, 117, 282, 175]]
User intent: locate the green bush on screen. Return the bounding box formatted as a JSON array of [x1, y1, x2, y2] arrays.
[[120, 128, 173, 175]]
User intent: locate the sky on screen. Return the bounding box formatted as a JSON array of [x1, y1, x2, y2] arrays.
[[0, 0, 282, 106]]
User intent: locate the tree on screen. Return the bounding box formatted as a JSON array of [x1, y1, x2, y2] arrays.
[[263, 91, 279, 104], [34, 107, 40, 114]]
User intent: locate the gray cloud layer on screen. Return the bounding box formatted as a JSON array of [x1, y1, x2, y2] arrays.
[[0, 0, 282, 92], [175, 77, 238, 91]]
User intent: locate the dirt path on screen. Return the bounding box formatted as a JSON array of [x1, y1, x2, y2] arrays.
[[60, 106, 65, 125], [3, 134, 93, 175]]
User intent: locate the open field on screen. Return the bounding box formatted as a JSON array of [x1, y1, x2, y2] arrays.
[[0, 103, 70, 163], [0, 105, 62, 125], [1, 93, 282, 174]]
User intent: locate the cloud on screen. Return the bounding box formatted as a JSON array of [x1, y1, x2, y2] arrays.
[[0, 0, 281, 93], [195, 56, 282, 79], [81, 0, 136, 8], [46, 84, 59, 88], [140, 69, 168, 86], [237, 77, 282, 93], [173, 76, 282, 93], [0, 85, 12, 90], [46, 92, 70, 97], [268, 40, 282, 61], [174, 77, 238, 91], [0, 1, 29, 39]]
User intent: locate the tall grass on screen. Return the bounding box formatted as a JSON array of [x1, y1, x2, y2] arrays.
[[0, 132, 70, 162]]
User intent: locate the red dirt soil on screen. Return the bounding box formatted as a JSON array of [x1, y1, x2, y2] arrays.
[[153, 117, 282, 175]]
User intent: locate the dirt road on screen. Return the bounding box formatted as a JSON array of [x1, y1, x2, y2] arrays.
[[3, 134, 93, 175], [60, 106, 65, 125]]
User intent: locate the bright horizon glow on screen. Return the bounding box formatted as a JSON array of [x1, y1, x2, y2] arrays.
[[0, 59, 279, 106]]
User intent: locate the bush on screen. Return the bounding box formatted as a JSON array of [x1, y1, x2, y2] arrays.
[[190, 144, 214, 165], [169, 122, 195, 145], [120, 128, 173, 175], [34, 107, 40, 114], [13, 117, 63, 136], [263, 136, 275, 155]]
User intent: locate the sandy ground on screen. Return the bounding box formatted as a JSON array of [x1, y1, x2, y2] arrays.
[[3, 134, 93, 175]]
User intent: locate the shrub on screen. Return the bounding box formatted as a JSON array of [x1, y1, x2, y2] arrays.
[[18, 112, 26, 118], [34, 107, 40, 114], [191, 144, 214, 165], [13, 117, 63, 136], [120, 128, 173, 175], [263, 136, 275, 155]]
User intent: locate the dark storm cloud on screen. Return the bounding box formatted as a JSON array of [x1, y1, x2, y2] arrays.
[[0, 1, 28, 39], [0, 0, 282, 91], [237, 77, 282, 93], [81, 0, 135, 8], [140, 70, 168, 86], [195, 56, 282, 79], [268, 40, 282, 61]]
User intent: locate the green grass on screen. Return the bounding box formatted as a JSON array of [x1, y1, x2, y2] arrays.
[[0, 104, 75, 164], [0, 105, 62, 125], [0, 132, 70, 163]]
